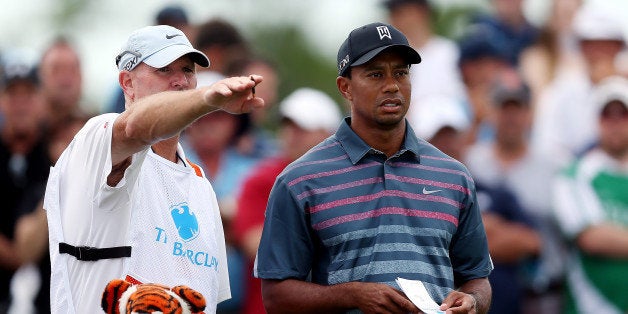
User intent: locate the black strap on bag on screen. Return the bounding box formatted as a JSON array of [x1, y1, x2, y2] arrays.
[[59, 242, 132, 261]]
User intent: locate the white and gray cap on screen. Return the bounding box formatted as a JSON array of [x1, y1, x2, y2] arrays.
[[411, 94, 470, 140], [279, 87, 343, 133], [115, 25, 209, 71], [572, 3, 625, 42], [592, 75, 628, 115]]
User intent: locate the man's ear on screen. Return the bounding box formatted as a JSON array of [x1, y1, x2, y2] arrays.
[[119, 71, 134, 102], [336, 76, 352, 102]]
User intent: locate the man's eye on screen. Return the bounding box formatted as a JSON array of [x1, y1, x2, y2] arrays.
[[396, 70, 409, 77]]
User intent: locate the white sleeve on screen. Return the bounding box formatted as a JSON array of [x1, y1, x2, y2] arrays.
[[57, 113, 149, 214], [553, 172, 605, 240]]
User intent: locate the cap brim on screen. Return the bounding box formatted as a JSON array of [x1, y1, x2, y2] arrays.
[[3, 72, 39, 87], [596, 94, 628, 115], [351, 44, 421, 69], [3, 76, 39, 88], [143, 44, 210, 69]]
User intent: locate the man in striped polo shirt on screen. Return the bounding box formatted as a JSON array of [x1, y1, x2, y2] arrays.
[[255, 22, 493, 314]]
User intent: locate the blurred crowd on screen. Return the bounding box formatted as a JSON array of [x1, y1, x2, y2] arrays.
[[0, 0, 627, 313]]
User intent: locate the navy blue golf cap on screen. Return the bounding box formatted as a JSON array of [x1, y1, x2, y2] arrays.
[[337, 22, 421, 76]]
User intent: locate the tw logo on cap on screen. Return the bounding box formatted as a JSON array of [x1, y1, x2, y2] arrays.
[[338, 54, 350, 72], [377, 26, 392, 40]]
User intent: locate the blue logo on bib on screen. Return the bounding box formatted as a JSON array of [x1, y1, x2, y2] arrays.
[[170, 202, 199, 242]]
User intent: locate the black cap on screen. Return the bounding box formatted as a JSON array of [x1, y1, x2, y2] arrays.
[[337, 22, 421, 76], [458, 25, 508, 66]]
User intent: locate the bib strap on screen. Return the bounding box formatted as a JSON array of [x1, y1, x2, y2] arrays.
[[59, 242, 131, 261]]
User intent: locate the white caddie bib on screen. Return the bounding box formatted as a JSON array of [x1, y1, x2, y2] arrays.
[[123, 151, 230, 313]]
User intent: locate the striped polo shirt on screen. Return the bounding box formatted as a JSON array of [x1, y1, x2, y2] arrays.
[[255, 118, 492, 302]]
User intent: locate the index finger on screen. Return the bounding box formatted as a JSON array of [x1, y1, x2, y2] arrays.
[[440, 292, 474, 313]]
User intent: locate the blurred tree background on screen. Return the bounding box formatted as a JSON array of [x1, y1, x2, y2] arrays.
[[0, 0, 506, 116], [246, 3, 484, 125]]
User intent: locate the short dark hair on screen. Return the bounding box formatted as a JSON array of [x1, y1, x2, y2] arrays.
[[155, 5, 188, 26], [224, 55, 277, 77], [383, 0, 431, 11], [194, 18, 247, 51], [341, 68, 352, 79], [41, 36, 79, 64]]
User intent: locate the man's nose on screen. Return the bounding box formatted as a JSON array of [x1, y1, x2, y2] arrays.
[[172, 71, 190, 89], [383, 74, 399, 93]]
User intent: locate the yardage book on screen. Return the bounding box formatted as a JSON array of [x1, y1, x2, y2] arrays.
[[396, 278, 445, 314]]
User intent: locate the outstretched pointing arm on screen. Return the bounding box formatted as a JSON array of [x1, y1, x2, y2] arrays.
[[112, 75, 263, 165]]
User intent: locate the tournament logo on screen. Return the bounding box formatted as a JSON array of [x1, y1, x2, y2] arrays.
[[170, 202, 199, 242], [153, 203, 218, 270], [376, 25, 392, 40]]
